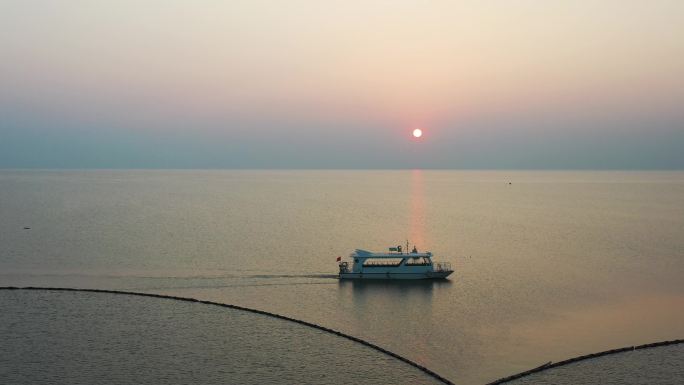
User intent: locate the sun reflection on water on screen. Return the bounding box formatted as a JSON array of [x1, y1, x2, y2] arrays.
[[409, 169, 426, 249]]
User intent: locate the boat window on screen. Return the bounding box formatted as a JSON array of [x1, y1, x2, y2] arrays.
[[361, 258, 403, 267], [404, 257, 430, 266]]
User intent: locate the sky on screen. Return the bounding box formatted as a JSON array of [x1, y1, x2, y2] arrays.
[[1, 0, 683, 169]]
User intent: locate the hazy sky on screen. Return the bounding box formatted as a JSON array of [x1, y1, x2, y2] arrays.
[[1, 1, 683, 169]]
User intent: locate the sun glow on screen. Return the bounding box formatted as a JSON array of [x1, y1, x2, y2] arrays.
[[412, 128, 423, 138]]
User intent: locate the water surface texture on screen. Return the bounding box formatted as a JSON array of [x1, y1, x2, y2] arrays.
[[0, 290, 440, 385], [507, 344, 684, 385], [1, 170, 683, 384]]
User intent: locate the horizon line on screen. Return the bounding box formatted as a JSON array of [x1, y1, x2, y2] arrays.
[[2, 167, 683, 172]]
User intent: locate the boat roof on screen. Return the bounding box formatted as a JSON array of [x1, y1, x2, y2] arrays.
[[351, 249, 432, 258]]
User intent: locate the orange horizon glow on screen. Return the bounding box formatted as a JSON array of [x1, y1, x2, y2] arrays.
[[2, 2, 683, 169]]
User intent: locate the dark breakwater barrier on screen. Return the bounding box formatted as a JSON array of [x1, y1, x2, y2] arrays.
[[485, 338, 684, 384], [0, 286, 454, 385]]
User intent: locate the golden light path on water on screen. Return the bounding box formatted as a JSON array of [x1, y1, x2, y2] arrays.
[[410, 169, 426, 250]]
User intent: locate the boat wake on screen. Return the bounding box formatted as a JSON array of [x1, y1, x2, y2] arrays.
[[247, 274, 338, 279], [135, 281, 338, 291]]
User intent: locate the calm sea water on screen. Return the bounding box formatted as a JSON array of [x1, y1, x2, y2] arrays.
[[1, 289, 440, 385], [1, 170, 683, 384], [508, 343, 684, 385]]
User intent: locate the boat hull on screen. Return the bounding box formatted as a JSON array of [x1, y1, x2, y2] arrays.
[[339, 271, 453, 280]]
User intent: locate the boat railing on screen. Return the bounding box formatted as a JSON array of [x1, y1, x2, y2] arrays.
[[433, 262, 452, 272]]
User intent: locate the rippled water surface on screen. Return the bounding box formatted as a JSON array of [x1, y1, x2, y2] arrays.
[[1, 170, 683, 384], [1, 290, 440, 385], [508, 344, 684, 385]]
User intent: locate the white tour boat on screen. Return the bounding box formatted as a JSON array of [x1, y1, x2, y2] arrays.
[[337, 244, 453, 280]]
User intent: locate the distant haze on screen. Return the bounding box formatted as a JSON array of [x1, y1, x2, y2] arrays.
[[1, 1, 683, 169]]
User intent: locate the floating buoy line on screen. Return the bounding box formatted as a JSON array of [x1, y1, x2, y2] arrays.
[[486, 338, 684, 384], [0, 286, 455, 385], [2, 286, 681, 385]]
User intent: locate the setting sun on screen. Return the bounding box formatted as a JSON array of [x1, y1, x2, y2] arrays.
[[412, 129, 423, 138]]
